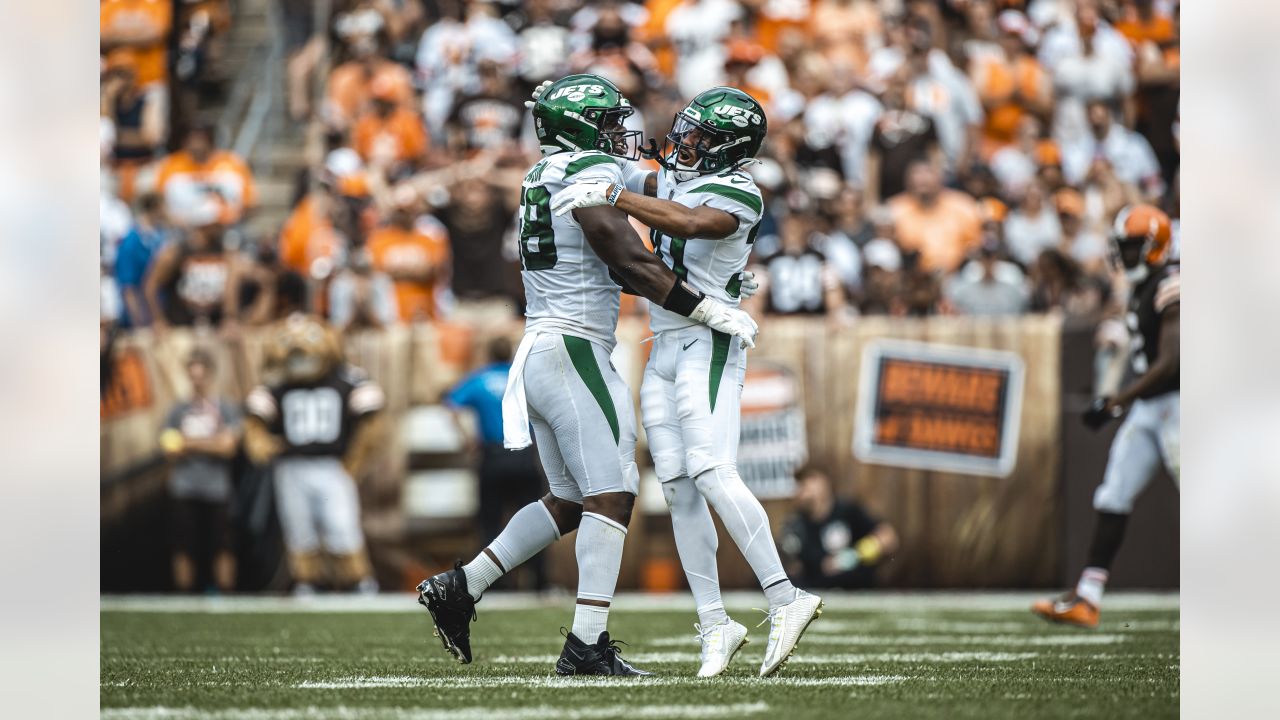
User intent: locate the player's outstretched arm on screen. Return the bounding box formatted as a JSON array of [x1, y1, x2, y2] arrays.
[[577, 205, 757, 347], [556, 181, 739, 240]]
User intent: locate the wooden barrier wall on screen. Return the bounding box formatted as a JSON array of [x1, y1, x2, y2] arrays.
[[102, 314, 1062, 589]]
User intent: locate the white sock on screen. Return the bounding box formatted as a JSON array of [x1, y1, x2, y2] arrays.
[[572, 511, 627, 642], [463, 500, 561, 601], [1076, 567, 1109, 607], [663, 476, 729, 627], [694, 465, 796, 610]]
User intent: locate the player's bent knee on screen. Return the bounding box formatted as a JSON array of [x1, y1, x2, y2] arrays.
[[692, 463, 741, 498], [583, 491, 635, 528], [541, 493, 584, 535]]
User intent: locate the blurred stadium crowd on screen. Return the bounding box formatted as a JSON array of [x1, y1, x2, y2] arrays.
[[101, 0, 1180, 336]]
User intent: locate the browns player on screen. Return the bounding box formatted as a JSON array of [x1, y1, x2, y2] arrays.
[[1033, 204, 1179, 628], [244, 315, 387, 594]]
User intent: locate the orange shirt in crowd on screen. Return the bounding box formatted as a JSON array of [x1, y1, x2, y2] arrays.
[[972, 53, 1050, 154], [101, 0, 172, 87], [326, 61, 415, 127], [889, 190, 983, 273], [1114, 9, 1176, 46], [352, 107, 430, 166], [279, 195, 343, 279], [753, 0, 812, 54], [366, 222, 451, 322], [153, 149, 257, 224], [639, 0, 686, 77]]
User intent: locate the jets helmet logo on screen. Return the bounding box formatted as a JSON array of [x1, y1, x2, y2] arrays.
[[712, 104, 762, 127], [548, 84, 606, 102]]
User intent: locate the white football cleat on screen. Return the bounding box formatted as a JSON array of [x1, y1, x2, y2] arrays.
[[694, 620, 750, 678], [759, 590, 823, 677]]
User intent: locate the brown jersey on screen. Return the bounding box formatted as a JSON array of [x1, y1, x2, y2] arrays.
[[1127, 263, 1179, 398], [246, 365, 385, 457]]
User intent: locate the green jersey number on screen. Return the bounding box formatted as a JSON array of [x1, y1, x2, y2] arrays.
[[519, 185, 556, 271], [650, 228, 688, 281]]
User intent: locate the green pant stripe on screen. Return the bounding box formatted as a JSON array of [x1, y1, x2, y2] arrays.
[[562, 335, 620, 444], [708, 330, 731, 413]]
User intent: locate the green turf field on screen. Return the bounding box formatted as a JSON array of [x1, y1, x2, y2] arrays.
[[101, 593, 1178, 719]]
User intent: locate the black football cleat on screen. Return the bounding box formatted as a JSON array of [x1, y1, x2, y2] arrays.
[[555, 629, 652, 677], [416, 561, 477, 664]]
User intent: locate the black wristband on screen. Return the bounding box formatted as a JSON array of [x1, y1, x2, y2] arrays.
[[661, 280, 705, 317]]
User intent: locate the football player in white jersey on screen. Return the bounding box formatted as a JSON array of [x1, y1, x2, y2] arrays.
[[416, 75, 760, 677], [553, 87, 824, 677]]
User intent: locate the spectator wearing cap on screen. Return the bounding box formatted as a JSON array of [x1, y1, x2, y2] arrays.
[[1037, 0, 1135, 146], [114, 192, 172, 328], [1053, 188, 1108, 274], [887, 160, 982, 274], [366, 185, 451, 323], [153, 126, 258, 227], [1061, 98, 1164, 199], [945, 243, 1029, 317], [352, 76, 431, 171], [324, 16, 415, 132], [859, 236, 905, 316], [160, 349, 240, 594], [1003, 180, 1062, 268]]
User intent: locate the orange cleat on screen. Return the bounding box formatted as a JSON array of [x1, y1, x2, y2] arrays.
[[1031, 593, 1100, 629]]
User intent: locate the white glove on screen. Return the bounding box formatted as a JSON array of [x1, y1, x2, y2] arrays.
[[738, 271, 759, 299], [690, 297, 758, 349], [551, 180, 616, 217], [523, 80, 553, 110]]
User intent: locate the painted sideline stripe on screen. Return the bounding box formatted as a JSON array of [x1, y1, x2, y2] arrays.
[[649, 634, 1129, 648], [102, 703, 769, 720], [489, 651, 1039, 665], [99, 591, 1180, 614]]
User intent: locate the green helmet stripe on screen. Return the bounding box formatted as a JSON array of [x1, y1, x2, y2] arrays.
[[686, 183, 762, 215], [564, 154, 618, 177]]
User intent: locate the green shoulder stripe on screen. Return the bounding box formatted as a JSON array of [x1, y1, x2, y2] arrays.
[[687, 182, 763, 215], [564, 153, 617, 178]]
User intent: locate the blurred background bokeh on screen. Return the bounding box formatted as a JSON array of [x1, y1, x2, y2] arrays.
[[98, 0, 1182, 597]]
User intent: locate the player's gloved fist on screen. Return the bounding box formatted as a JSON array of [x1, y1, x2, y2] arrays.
[[551, 181, 617, 216], [690, 298, 758, 349], [738, 271, 759, 299], [1082, 397, 1123, 430], [523, 80, 553, 110]]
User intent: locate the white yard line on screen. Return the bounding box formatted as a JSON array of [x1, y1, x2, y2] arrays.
[[100, 591, 1180, 614], [487, 651, 1040, 665], [102, 703, 771, 720], [295, 674, 907, 690], [646, 633, 1129, 648]]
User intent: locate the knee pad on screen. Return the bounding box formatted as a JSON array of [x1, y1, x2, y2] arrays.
[[693, 464, 741, 500]]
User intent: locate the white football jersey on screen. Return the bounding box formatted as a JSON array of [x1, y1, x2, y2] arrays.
[[518, 150, 628, 350], [647, 167, 764, 333]]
